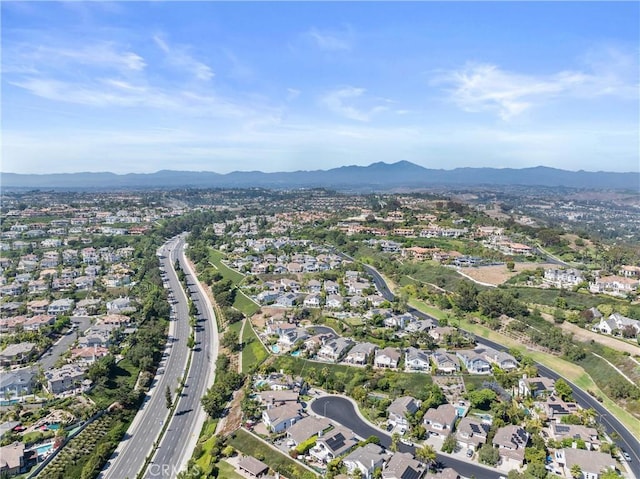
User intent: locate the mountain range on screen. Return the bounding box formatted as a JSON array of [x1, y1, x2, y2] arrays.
[[2, 161, 638, 191]]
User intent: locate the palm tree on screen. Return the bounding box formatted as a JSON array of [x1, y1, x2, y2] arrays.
[[570, 463, 582, 479], [415, 444, 437, 468]]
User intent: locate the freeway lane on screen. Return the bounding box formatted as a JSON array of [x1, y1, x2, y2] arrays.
[[101, 234, 192, 479], [145, 236, 218, 479], [311, 396, 504, 479], [359, 261, 640, 476]]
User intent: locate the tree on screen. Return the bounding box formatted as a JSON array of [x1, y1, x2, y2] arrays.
[[478, 443, 500, 466], [506, 261, 515, 272], [415, 444, 436, 466], [165, 385, 172, 409], [570, 464, 582, 479], [554, 378, 573, 401], [467, 388, 497, 410], [390, 432, 400, 452], [454, 280, 479, 312], [441, 433, 457, 453], [221, 329, 240, 351]]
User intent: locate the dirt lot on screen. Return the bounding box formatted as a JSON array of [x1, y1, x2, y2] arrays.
[[458, 262, 556, 286]]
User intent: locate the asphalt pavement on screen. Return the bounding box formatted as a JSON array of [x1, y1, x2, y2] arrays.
[[145, 239, 218, 479], [311, 395, 505, 479], [39, 316, 91, 371], [100, 234, 193, 479]]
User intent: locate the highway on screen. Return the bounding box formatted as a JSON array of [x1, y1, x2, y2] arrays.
[[100, 234, 194, 479], [145, 235, 218, 479], [311, 395, 505, 479], [359, 261, 640, 477]]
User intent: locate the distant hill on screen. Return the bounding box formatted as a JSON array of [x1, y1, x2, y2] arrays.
[[2, 161, 638, 191]]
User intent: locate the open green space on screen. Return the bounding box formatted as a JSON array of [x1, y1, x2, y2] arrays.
[[209, 249, 245, 284], [209, 249, 260, 316], [271, 356, 433, 399], [88, 358, 139, 410], [217, 460, 245, 479], [242, 322, 269, 374], [227, 428, 318, 479]]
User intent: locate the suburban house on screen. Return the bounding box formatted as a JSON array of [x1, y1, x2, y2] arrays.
[[317, 338, 353, 363], [262, 402, 302, 433], [405, 347, 431, 372], [590, 275, 639, 297], [0, 442, 29, 477], [0, 370, 34, 400], [344, 342, 377, 365], [0, 343, 37, 367], [275, 292, 299, 308], [549, 423, 600, 450], [517, 375, 555, 399], [45, 364, 87, 395], [480, 347, 519, 371], [237, 456, 269, 478], [325, 294, 344, 310], [543, 396, 580, 422], [423, 404, 457, 436], [47, 298, 75, 315], [343, 443, 389, 479], [456, 417, 490, 452], [594, 313, 640, 336], [492, 425, 529, 469], [303, 294, 321, 308], [388, 396, 421, 429], [310, 425, 358, 463], [543, 268, 584, 288], [456, 349, 492, 374], [256, 390, 299, 406], [286, 416, 332, 447], [555, 448, 616, 479], [374, 347, 401, 369], [432, 351, 460, 374], [382, 452, 426, 479]]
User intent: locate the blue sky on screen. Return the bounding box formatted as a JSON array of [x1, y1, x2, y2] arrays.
[[2, 1, 638, 174]]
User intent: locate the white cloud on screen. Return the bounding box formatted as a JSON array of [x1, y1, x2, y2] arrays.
[[439, 53, 639, 120], [321, 87, 388, 122], [286, 88, 301, 101], [3, 41, 146, 74], [307, 27, 352, 51], [153, 34, 214, 81]]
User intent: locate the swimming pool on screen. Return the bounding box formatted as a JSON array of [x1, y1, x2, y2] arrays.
[[35, 443, 53, 457], [291, 350, 301, 357], [271, 345, 281, 353]]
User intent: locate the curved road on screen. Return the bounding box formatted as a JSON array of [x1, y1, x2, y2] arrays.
[[145, 237, 218, 478], [359, 261, 640, 475], [311, 396, 504, 479]]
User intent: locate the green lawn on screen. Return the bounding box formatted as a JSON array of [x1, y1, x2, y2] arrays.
[[209, 249, 245, 284], [228, 428, 318, 478], [242, 321, 269, 373], [217, 460, 245, 479], [233, 290, 261, 317]]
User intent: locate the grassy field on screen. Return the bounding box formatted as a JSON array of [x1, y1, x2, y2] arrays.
[[242, 321, 269, 374], [271, 356, 433, 398], [228, 428, 317, 478], [209, 249, 245, 284], [209, 249, 260, 316], [195, 419, 219, 473], [217, 460, 245, 479]]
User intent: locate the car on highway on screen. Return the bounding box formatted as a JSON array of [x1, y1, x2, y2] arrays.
[[622, 451, 632, 462]]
